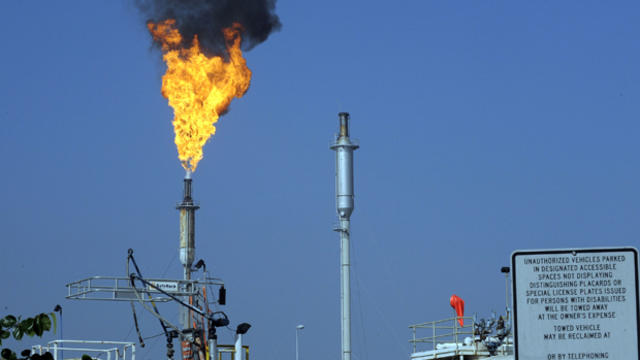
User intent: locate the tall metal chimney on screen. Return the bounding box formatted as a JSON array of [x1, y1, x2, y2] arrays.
[[177, 170, 199, 330], [330, 112, 359, 360]]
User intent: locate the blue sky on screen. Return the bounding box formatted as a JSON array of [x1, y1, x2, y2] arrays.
[[1, 1, 638, 360]]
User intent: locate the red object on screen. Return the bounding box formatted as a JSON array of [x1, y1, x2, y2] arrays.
[[182, 340, 193, 359], [450, 294, 465, 326]]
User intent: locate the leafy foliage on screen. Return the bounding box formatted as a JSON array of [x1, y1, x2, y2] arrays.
[[0, 314, 55, 360]]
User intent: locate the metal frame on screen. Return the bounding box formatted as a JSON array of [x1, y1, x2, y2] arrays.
[[409, 316, 475, 354], [216, 345, 249, 360], [32, 340, 135, 360], [409, 316, 514, 360], [66, 276, 223, 302]]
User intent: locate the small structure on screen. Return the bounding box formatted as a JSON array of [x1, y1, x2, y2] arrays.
[[32, 340, 135, 360], [409, 315, 513, 360]]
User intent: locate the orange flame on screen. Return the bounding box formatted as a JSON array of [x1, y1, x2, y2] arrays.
[[148, 19, 252, 171]]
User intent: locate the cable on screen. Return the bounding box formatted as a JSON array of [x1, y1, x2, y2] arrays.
[[351, 237, 369, 360], [128, 249, 170, 338], [124, 251, 177, 342], [162, 252, 178, 277], [356, 277, 406, 355], [128, 250, 231, 360], [142, 332, 167, 341], [132, 274, 209, 319], [129, 273, 182, 335], [129, 273, 230, 339], [131, 302, 145, 347], [366, 227, 408, 356]]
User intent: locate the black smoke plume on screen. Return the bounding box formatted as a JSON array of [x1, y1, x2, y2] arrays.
[[135, 0, 281, 56]]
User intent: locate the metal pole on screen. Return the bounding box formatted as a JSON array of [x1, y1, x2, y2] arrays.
[[208, 337, 217, 360], [500, 266, 510, 322], [340, 218, 351, 360], [454, 318, 458, 349], [432, 323, 435, 350], [234, 334, 242, 360], [505, 273, 509, 320], [331, 112, 359, 360], [295, 325, 304, 360], [412, 327, 416, 353], [60, 312, 63, 360]]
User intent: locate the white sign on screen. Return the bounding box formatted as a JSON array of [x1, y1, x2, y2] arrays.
[[148, 280, 179, 293], [512, 247, 639, 360]]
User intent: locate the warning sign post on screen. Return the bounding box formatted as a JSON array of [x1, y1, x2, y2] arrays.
[[512, 247, 639, 360]]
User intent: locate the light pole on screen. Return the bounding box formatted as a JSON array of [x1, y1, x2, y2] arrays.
[[53, 305, 62, 360], [295, 324, 304, 360], [501, 266, 510, 321]]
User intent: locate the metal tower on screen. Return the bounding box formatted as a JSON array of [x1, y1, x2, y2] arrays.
[[330, 112, 359, 360]]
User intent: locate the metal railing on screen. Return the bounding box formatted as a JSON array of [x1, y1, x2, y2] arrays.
[[409, 316, 475, 354], [32, 341, 248, 360], [32, 340, 135, 360], [66, 276, 223, 302], [216, 345, 249, 360]]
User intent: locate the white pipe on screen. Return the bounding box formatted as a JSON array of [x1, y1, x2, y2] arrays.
[[234, 334, 242, 360], [295, 325, 304, 360], [208, 337, 217, 360]]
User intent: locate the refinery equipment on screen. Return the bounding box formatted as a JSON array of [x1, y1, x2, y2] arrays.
[[328, 113, 518, 360], [408, 312, 513, 360], [32, 109, 638, 360], [61, 173, 251, 360], [331, 112, 359, 360]]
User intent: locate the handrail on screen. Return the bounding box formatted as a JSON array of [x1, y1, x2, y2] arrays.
[[216, 344, 250, 360], [408, 316, 475, 353], [32, 339, 135, 360], [66, 276, 223, 302]]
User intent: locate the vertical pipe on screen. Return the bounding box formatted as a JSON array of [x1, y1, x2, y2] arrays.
[[340, 218, 351, 360], [234, 335, 242, 360], [330, 112, 359, 360], [505, 273, 509, 321], [412, 327, 416, 353], [208, 337, 217, 360], [501, 266, 511, 322], [59, 313, 63, 360], [432, 323, 436, 351], [455, 318, 459, 352], [178, 171, 199, 332], [295, 325, 304, 360]]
